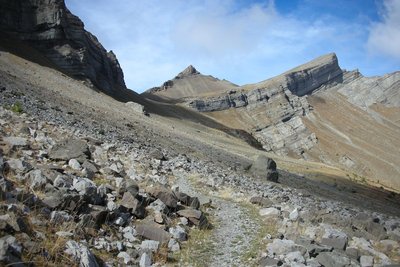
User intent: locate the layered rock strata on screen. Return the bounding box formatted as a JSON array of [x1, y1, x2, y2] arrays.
[[0, 0, 126, 94], [185, 54, 343, 155]]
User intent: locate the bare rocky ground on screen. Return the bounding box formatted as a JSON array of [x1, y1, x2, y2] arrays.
[[1, 52, 400, 266]]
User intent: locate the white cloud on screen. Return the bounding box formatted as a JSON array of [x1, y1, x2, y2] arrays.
[[368, 0, 400, 59], [65, 0, 387, 92]]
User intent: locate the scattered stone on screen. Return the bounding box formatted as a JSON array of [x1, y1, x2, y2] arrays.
[[55, 231, 74, 238], [259, 207, 280, 217], [53, 175, 72, 188], [266, 239, 305, 257], [65, 240, 99, 267], [6, 159, 32, 173], [259, 257, 281, 266], [122, 226, 137, 242], [316, 251, 351, 267], [140, 240, 159, 252], [0, 235, 22, 266], [72, 177, 97, 196], [153, 211, 164, 224], [289, 208, 299, 221], [25, 169, 48, 190], [250, 196, 273, 207], [135, 224, 171, 243], [49, 139, 90, 163], [149, 148, 165, 161], [190, 197, 200, 209], [147, 186, 177, 208], [139, 252, 152, 267], [169, 226, 187, 241], [0, 213, 30, 234], [117, 251, 132, 264], [360, 255, 374, 267], [168, 238, 180, 252], [345, 246, 360, 260], [321, 225, 348, 250], [285, 250, 305, 264], [82, 160, 99, 174], [3, 137, 28, 148], [180, 217, 189, 225], [50, 211, 73, 224], [120, 191, 139, 210], [68, 159, 81, 170], [177, 208, 210, 229], [125, 180, 140, 197]]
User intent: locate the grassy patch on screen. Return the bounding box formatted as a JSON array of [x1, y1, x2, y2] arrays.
[[92, 175, 110, 186], [169, 227, 214, 266], [239, 202, 277, 266], [11, 101, 24, 114], [3, 101, 24, 114]]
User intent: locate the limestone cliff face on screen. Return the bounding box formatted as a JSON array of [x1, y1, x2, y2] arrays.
[[337, 70, 400, 109], [189, 53, 342, 113], [284, 53, 343, 96], [0, 0, 126, 94], [186, 53, 343, 155]]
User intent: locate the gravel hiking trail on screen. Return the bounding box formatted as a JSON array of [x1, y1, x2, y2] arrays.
[[174, 171, 262, 266]]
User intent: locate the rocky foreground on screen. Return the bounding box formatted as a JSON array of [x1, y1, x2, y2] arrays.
[[0, 94, 400, 266]]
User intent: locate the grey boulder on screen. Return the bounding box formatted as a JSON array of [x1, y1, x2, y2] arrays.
[[49, 139, 90, 163], [250, 155, 279, 182]]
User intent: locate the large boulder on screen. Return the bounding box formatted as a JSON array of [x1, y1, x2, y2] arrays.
[[177, 209, 210, 229], [250, 155, 279, 182], [135, 224, 171, 244], [49, 139, 90, 163], [147, 186, 177, 209]]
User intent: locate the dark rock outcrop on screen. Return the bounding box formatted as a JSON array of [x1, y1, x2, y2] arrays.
[[250, 155, 279, 182], [284, 53, 343, 96], [0, 0, 126, 94]]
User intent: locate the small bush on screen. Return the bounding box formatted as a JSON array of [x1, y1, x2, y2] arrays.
[[11, 101, 24, 113]]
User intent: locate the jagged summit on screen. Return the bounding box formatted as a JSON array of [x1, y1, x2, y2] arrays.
[[176, 65, 200, 79], [142, 65, 238, 100]]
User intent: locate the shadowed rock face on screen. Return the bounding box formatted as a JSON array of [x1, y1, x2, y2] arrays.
[[0, 0, 126, 94], [284, 53, 343, 96]]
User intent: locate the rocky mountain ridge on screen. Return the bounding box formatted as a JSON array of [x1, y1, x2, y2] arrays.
[[1, 55, 400, 266], [143, 65, 238, 101], [0, 0, 126, 95], [143, 53, 400, 191], [177, 54, 343, 158], [0, 1, 400, 266]]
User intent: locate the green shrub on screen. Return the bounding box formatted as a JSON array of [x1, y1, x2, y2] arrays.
[[11, 101, 23, 113]]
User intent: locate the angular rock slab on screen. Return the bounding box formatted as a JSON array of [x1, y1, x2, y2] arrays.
[[177, 208, 210, 229], [49, 138, 90, 163], [135, 224, 171, 244], [147, 186, 177, 209]]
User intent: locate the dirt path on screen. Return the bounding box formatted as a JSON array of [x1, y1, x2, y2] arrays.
[[174, 171, 262, 266]]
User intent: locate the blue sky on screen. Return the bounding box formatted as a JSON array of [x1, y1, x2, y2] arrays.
[[65, 0, 400, 92]]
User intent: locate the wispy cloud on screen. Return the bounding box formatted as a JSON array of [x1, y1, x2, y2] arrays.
[[65, 0, 397, 92], [367, 0, 400, 59]]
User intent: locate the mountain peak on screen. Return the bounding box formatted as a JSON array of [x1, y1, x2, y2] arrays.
[[176, 65, 200, 79]]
